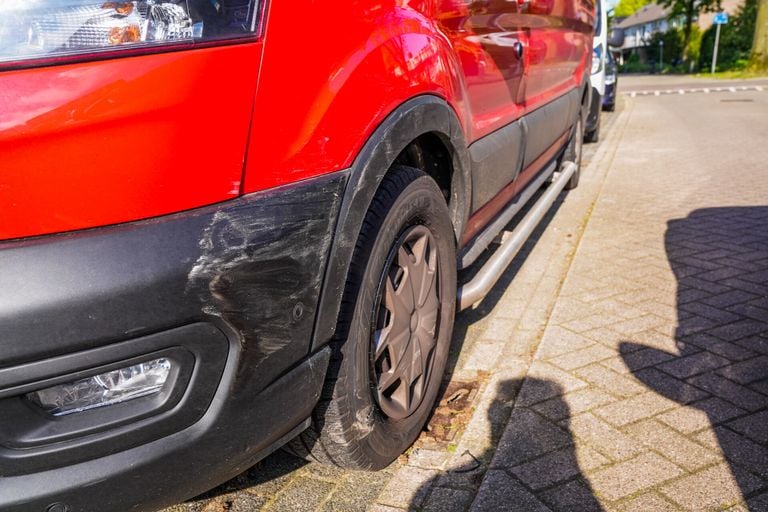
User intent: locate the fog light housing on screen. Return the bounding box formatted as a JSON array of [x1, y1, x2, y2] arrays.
[[27, 358, 172, 416]]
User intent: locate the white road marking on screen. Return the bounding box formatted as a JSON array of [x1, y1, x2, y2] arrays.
[[624, 84, 766, 97]]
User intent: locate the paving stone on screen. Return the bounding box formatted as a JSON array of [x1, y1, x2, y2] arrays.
[[533, 388, 616, 421], [567, 413, 642, 461], [609, 315, 668, 336], [701, 290, 757, 308], [634, 367, 710, 405], [376, 467, 437, 509], [733, 336, 768, 355], [538, 479, 603, 512], [593, 392, 678, 427], [421, 487, 475, 512], [482, 318, 520, 341], [600, 347, 676, 374], [697, 426, 768, 478], [709, 320, 768, 342], [574, 364, 646, 398], [464, 342, 505, 371], [716, 355, 768, 385], [536, 326, 596, 359], [406, 448, 449, 470], [727, 410, 768, 444], [492, 408, 572, 467], [515, 362, 588, 406], [661, 463, 764, 512], [323, 471, 394, 512], [687, 372, 768, 412], [658, 351, 732, 379], [469, 470, 551, 512], [679, 301, 742, 324], [751, 379, 768, 396], [548, 344, 616, 371], [509, 444, 606, 490], [747, 492, 768, 511], [563, 314, 623, 334], [268, 477, 335, 512], [613, 492, 681, 512], [589, 452, 684, 501], [367, 506, 404, 512], [683, 333, 757, 361], [624, 419, 720, 471], [657, 397, 746, 433]]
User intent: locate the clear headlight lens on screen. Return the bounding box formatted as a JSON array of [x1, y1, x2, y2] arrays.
[[0, 0, 259, 65], [591, 45, 603, 75], [27, 358, 172, 416]]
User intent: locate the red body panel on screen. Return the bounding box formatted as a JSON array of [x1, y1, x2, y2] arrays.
[[0, 44, 262, 240], [0, 0, 593, 241]]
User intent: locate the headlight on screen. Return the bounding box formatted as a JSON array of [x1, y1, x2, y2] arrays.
[[591, 45, 603, 75], [0, 0, 261, 67], [27, 358, 173, 416]]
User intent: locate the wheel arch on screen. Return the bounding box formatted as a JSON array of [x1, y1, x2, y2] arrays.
[[311, 95, 470, 351]]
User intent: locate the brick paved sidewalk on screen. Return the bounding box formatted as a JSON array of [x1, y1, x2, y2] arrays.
[[463, 91, 768, 511]]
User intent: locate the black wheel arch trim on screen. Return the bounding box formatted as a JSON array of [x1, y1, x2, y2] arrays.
[[311, 95, 471, 351]]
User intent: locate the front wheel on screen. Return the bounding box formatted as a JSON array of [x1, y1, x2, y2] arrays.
[[287, 166, 457, 469]]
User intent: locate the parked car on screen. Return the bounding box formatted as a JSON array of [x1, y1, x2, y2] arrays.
[[585, 0, 608, 142], [603, 50, 618, 111], [0, 0, 595, 510]]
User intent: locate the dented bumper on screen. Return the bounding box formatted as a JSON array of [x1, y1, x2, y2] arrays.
[[0, 171, 347, 512]]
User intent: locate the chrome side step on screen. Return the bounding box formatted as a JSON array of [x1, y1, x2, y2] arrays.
[[457, 161, 577, 311]]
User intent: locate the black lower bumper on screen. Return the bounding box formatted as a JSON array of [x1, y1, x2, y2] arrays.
[[0, 172, 347, 511]]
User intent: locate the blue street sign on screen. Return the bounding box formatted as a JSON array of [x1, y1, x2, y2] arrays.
[[713, 12, 729, 24]]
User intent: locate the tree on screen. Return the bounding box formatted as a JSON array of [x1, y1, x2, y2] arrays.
[[700, 0, 757, 71], [751, 0, 768, 70], [657, 0, 721, 63], [614, 0, 652, 18]]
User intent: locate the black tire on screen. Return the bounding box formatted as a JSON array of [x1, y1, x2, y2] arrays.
[[584, 112, 600, 143], [561, 109, 585, 190], [287, 166, 457, 469]]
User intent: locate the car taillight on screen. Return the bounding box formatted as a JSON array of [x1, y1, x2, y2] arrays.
[[0, 0, 261, 67]]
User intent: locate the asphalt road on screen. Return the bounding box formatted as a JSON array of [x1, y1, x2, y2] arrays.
[[619, 73, 768, 93]]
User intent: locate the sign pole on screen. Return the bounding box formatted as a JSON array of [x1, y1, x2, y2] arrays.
[[711, 22, 721, 74]]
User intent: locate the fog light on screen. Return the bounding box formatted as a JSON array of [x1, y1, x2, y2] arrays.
[[27, 358, 172, 416]]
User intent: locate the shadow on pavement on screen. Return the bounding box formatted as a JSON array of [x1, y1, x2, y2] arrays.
[[621, 207, 768, 510], [411, 378, 603, 511]]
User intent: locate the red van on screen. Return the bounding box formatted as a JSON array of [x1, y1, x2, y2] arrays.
[[0, 0, 594, 510]]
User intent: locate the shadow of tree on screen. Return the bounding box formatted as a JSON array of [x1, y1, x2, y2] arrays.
[[621, 206, 768, 510]]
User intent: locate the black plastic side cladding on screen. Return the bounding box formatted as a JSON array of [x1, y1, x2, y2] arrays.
[[311, 95, 471, 352]]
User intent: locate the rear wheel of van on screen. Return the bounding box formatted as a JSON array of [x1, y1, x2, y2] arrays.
[[287, 166, 457, 469], [563, 110, 585, 190]]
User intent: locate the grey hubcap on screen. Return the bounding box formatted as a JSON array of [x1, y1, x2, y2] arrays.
[[372, 225, 441, 420]]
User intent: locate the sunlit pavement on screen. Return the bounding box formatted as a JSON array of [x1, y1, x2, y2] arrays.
[[165, 82, 768, 512]]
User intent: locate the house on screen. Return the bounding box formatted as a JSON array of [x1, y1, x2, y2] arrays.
[[614, 3, 678, 52]]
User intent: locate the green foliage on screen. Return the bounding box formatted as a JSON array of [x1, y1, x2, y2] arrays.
[[700, 0, 758, 71], [657, 0, 721, 59], [648, 27, 686, 66], [620, 52, 652, 72], [614, 0, 652, 18]]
